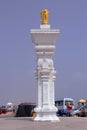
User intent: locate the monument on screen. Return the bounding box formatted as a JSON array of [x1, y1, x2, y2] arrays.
[[31, 9, 60, 121]]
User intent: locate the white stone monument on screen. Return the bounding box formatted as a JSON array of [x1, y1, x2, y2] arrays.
[[31, 9, 60, 121]]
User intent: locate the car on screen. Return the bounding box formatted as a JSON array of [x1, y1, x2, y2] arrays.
[[1, 106, 8, 114], [70, 105, 87, 117], [0, 108, 2, 114], [6, 102, 13, 112], [55, 98, 75, 116]]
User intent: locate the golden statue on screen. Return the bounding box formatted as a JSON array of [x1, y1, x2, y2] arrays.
[[40, 9, 49, 24]]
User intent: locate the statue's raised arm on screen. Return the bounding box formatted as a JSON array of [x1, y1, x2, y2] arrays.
[[40, 9, 49, 24]]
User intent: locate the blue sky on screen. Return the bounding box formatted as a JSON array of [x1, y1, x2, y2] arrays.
[[0, 0, 87, 105]]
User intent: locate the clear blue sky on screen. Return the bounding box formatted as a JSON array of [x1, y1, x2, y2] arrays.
[[0, 0, 87, 105]]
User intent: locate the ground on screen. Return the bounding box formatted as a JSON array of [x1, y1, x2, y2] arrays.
[[0, 113, 87, 130]]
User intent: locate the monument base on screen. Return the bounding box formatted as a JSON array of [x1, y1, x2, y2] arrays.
[[34, 107, 60, 122]]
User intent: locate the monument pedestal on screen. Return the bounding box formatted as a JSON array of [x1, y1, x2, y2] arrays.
[[31, 24, 60, 121]]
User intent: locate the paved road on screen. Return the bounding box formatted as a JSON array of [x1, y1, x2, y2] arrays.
[[0, 116, 87, 130]]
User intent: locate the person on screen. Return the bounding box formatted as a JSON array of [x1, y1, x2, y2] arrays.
[[12, 105, 17, 116], [67, 102, 72, 110]]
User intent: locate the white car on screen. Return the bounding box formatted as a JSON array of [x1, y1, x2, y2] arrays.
[[6, 103, 13, 112], [70, 105, 87, 117]]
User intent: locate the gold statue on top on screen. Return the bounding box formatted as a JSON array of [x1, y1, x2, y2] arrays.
[[40, 9, 49, 24]]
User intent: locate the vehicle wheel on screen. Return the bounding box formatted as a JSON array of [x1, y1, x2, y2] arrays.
[[66, 113, 71, 117], [73, 114, 78, 117]]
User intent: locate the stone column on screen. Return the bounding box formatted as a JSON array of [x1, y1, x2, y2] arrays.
[[30, 9, 60, 121]]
